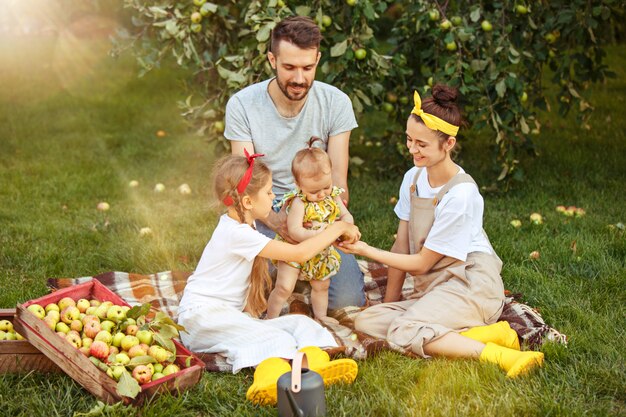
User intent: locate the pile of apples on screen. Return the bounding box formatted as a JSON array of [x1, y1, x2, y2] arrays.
[[0, 320, 24, 341], [26, 297, 180, 385]]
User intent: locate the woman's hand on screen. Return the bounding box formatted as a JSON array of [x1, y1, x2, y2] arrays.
[[337, 222, 360, 244], [337, 239, 369, 255]]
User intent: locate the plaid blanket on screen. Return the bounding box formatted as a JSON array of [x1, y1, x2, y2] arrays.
[[47, 261, 567, 372]]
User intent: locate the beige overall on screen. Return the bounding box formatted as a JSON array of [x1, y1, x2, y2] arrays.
[[354, 169, 505, 357]]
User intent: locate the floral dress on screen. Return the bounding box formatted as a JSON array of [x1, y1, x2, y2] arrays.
[[274, 186, 344, 281]]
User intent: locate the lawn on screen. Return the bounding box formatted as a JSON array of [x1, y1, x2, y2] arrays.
[[0, 29, 624, 417]]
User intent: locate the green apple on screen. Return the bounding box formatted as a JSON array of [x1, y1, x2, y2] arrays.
[[66, 332, 82, 349], [152, 372, 165, 381], [61, 306, 80, 324], [94, 304, 109, 320], [515, 5, 528, 15], [45, 303, 60, 313], [27, 304, 46, 319], [382, 102, 394, 113], [191, 12, 202, 24], [95, 330, 113, 345], [55, 322, 70, 334], [439, 20, 451, 30], [112, 332, 126, 348], [213, 121, 225, 133], [82, 337, 93, 349], [322, 15, 332, 27], [481, 20, 493, 32], [0, 330, 6, 340], [109, 364, 126, 381], [85, 306, 98, 316], [429, 9, 440, 21], [445, 41, 457, 51], [399, 96, 409, 105], [89, 299, 101, 307], [43, 315, 57, 330], [193, 0, 206, 6], [148, 345, 173, 363], [200, 2, 215, 16], [121, 335, 140, 351], [545, 32, 557, 44], [0, 320, 13, 333], [100, 320, 116, 333], [114, 352, 131, 365], [428, 76, 434, 87], [153, 363, 164, 373], [346, 0, 357, 5], [75, 299, 91, 313], [277, 0, 285, 7], [106, 306, 126, 323], [136, 330, 153, 345], [190, 23, 202, 33], [162, 364, 180, 376], [354, 48, 367, 60], [128, 344, 148, 358], [451, 16, 462, 26], [4, 332, 16, 341], [521, 92, 528, 103]]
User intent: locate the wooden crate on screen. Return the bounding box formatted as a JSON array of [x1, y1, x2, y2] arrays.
[[0, 308, 61, 373], [13, 280, 205, 406]]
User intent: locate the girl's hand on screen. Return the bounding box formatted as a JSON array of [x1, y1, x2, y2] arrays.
[[338, 240, 369, 255], [338, 223, 360, 243]]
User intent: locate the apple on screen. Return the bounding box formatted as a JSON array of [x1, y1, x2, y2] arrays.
[[90, 299, 101, 307], [139, 227, 153, 236], [399, 96, 409, 105], [114, 352, 131, 366], [85, 306, 98, 316], [521, 92, 528, 103], [94, 304, 109, 320], [45, 303, 60, 313], [128, 180, 139, 188], [529, 213, 543, 225], [79, 346, 90, 356], [154, 184, 165, 192], [148, 345, 173, 363], [153, 363, 164, 374], [510, 219, 522, 228], [529, 251, 540, 260], [429, 9, 440, 21], [146, 363, 155, 374], [43, 315, 57, 330], [90, 341, 110, 361], [545, 33, 557, 44], [84, 321, 102, 338], [0, 330, 6, 340], [193, 0, 206, 6], [109, 345, 119, 355], [515, 5, 528, 15], [132, 365, 153, 384], [96, 202, 110, 211], [75, 299, 91, 313], [27, 304, 46, 319], [213, 121, 225, 133], [125, 324, 138, 336], [451, 16, 462, 26], [61, 306, 81, 324], [128, 344, 149, 358], [106, 306, 125, 323], [156, 130, 166, 138], [56, 331, 66, 338], [481, 20, 493, 32], [136, 330, 153, 346], [82, 337, 93, 349], [428, 77, 434, 87], [70, 319, 83, 332], [0, 320, 14, 333], [389, 197, 398, 205], [346, 0, 357, 5], [66, 332, 82, 349], [575, 208, 586, 217], [55, 322, 70, 334], [58, 297, 76, 311], [439, 20, 451, 30], [354, 48, 367, 60], [190, 12, 202, 24], [556, 205, 566, 213], [382, 102, 394, 113], [139, 343, 150, 352], [322, 15, 332, 27], [95, 330, 113, 345], [82, 314, 99, 326], [121, 335, 140, 351], [178, 183, 192, 195], [109, 364, 127, 381], [112, 332, 126, 348], [445, 41, 457, 51], [152, 372, 165, 381], [4, 332, 16, 341], [162, 364, 180, 376], [46, 309, 60, 321]]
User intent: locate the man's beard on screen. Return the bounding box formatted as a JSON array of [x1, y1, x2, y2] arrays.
[[275, 75, 313, 101]]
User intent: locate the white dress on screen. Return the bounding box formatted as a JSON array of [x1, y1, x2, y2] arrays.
[[178, 214, 337, 373]]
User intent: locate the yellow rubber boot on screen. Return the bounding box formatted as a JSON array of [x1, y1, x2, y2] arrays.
[[246, 357, 291, 406], [461, 321, 521, 350], [298, 346, 358, 386], [479, 342, 544, 378]]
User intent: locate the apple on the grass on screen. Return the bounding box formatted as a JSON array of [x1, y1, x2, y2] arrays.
[[136, 330, 153, 345], [76, 299, 91, 313], [132, 365, 153, 384], [90, 340, 110, 361], [27, 304, 46, 319], [121, 335, 140, 351]]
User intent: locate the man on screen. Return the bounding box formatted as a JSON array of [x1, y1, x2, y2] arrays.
[[224, 16, 365, 309]]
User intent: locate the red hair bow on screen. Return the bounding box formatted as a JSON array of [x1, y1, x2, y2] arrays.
[[223, 149, 265, 206]]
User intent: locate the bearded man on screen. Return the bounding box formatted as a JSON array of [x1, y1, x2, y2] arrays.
[[224, 16, 365, 310]]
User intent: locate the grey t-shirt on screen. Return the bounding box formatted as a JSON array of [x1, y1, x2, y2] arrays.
[[224, 78, 358, 197]]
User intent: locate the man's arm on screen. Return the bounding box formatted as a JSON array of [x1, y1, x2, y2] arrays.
[[327, 131, 351, 205]]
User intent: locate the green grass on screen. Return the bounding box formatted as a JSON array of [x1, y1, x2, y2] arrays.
[[0, 31, 625, 417]]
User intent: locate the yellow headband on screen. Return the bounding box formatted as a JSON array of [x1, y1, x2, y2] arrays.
[[410, 90, 459, 137]]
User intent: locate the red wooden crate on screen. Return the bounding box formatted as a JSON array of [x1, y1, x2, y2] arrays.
[[13, 280, 205, 406], [0, 308, 61, 373]]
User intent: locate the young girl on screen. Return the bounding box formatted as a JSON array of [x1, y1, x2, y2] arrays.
[[266, 138, 354, 322], [339, 85, 544, 378], [177, 151, 359, 404]]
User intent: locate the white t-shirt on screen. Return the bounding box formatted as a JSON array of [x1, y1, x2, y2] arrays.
[[179, 214, 271, 314], [394, 166, 494, 262]]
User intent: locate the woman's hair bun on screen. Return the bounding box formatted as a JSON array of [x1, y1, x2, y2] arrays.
[[431, 84, 459, 109]]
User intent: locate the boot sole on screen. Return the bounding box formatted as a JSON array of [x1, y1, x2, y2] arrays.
[[314, 359, 358, 386]]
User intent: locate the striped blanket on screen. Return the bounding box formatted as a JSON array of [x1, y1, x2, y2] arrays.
[[47, 261, 567, 372]]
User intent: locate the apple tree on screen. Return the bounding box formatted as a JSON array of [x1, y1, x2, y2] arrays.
[[117, 0, 617, 185]]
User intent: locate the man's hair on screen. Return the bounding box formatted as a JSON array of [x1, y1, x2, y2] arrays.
[[270, 16, 322, 55]]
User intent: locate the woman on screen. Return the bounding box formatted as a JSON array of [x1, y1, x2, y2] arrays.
[[340, 85, 544, 378]]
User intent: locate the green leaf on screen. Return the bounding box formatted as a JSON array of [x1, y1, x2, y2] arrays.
[[148, 6, 169, 19], [294, 6, 311, 16], [127, 303, 151, 320], [153, 333, 176, 353], [354, 89, 372, 106], [520, 116, 530, 134], [153, 312, 186, 332], [116, 371, 141, 399], [330, 40, 348, 58], [470, 8, 481, 23], [128, 355, 157, 368], [256, 23, 274, 43], [495, 79, 507, 98], [470, 59, 489, 72]]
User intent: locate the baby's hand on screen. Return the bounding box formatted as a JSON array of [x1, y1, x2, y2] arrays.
[[338, 223, 360, 244]]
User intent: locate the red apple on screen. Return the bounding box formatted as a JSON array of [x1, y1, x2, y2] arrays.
[[132, 365, 153, 384], [83, 321, 101, 339], [90, 341, 110, 361]]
